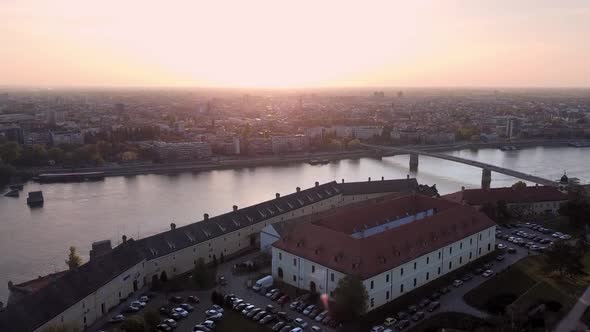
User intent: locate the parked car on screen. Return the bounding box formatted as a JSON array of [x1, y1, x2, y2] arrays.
[[396, 311, 410, 320], [174, 308, 189, 318], [253, 311, 268, 321], [453, 279, 464, 287], [439, 286, 450, 294], [163, 319, 178, 328], [407, 305, 418, 314], [109, 314, 125, 323], [273, 322, 286, 331], [247, 308, 262, 318], [426, 301, 440, 312], [507, 247, 517, 254], [279, 326, 293, 332], [461, 274, 473, 281], [496, 255, 505, 261], [309, 308, 321, 319], [170, 296, 184, 303], [278, 295, 291, 304], [370, 326, 385, 332], [202, 320, 215, 329], [188, 295, 200, 303], [205, 309, 221, 317], [167, 312, 181, 320], [482, 269, 494, 277], [411, 311, 425, 322], [303, 304, 316, 315], [294, 317, 309, 329], [234, 303, 247, 311], [311, 326, 323, 332], [290, 328, 303, 332], [156, 324, 172, 332], [383, 317, 397, 326], [266, 289, 279, 297], [124, 305, 141, 313], [139, 295, 150, 302], [418, 298, 431, 308], [193, 325, 211, 332], [180, 303, 194, 312], [315, 310, 329, 322], [260, 314, 276, 325], [395, 320, 411, 330], [289, 301, 300, 310], [271, 292, 283, 301]]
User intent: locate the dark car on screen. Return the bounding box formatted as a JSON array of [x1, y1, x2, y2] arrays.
[[296, 302, 307, 312], [193, 325, 211, 332], [271, 292, 283, 301], [272, 321, 286, 331], [247, 308, 262, 318], [277, 311, 291, 321], [427, 301, 440, 312], [496, 255, 505, 262], [439, 286, 450, 294], [474, 268, 483, 275], [259, 314, 276, 325], [396, 311, 410, 320], [309, 308, 321, 319], [157, 324, 172, 332], [279, 326, 293, 332], [188, 296, 200, 303], [411, 311, 425, 322], [395, 320, 411, 330], [430, 292, 441, 300], [169, 296, 184, 303], [253, 310, 268, 321], [180, 303, 194, 312], [167, 312, 181, 320], [461, 274, 473, 281], [160, 306, 171, 315], [407, 305, 418, 314], [507, 247, 517, 254]]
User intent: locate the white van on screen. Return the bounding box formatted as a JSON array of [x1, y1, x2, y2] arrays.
[[252, 275, 273, 292]]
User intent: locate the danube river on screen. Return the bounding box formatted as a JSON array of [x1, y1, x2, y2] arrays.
[[0, 146, 589, 302]]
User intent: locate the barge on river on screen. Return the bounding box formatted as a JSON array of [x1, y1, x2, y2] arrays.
[[35, 171, 105, 183]]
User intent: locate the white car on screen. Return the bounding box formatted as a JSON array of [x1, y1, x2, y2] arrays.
[[303, 305, 316, 315], [561, 234, 572, 240], [311, 326, 323, 332], [294, 317, 308, 329], [453, 279, 463, 287], [211, 304, 225, 313], [290, 328, 303, 332], [371, 326, 385, 332], [497, 243, 507, 250], [552, 232, 563, 238], [174, 307, 189, 317], [139, 295, 149, 302], [202, 320, 216, 329], [482, 270, 494, 278], [109, 314, 125, 323], [130, 300, 146, 308]]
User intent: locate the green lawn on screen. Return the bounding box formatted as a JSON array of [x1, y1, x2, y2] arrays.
[[464, 254, 590, 330]]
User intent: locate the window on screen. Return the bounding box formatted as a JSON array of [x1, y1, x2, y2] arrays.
[[293, 275, 297, 282], [449, 246, 453, 254], [278, 267, 284, 279], [469, 252, 473, 259], [401, 268, 404, 276], [479, 234, 482, 240], [414, 262, 417, 270], [426, 272, 430, 280], [470, 238, 473, 245], [312, 265, 315, 273], [488, 243, 491, 251], [118, 291, 121, 298], [370, 298, 375, 307], [460, 242, 463, 249], [413, 278, 417, 287], [426, 257, 429, 264], [479, 248, 482, 254], [331, 273, 334, 282], [400, 284, 404, 293], [438, 251, 441, 259], [293, 258, 297, 266], [438, 267, 441, 275], [370, 280, 374, 289], [448, 261, 452, 270], [386, 291, 390, 300], [279, 252, 282, 260], [459, 256, 462, 264], [386, 274, 390, 283]]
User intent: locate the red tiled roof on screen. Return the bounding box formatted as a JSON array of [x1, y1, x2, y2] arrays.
[[273, 195, 496, 279], [443, 186, 568, 206]]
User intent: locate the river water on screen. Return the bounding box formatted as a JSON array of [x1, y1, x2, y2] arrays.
[[0, 146, 588, 303]]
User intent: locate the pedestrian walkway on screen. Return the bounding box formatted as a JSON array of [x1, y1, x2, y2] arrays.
[[555, 284, 590, 332]]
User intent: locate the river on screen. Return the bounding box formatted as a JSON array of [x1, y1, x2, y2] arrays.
[[0, 146, 588, 303]]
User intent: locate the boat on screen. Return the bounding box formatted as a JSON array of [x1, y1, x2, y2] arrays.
[[4, 189, 19, 197], [568, 142, 590, 148], [9, 183, 24, 190], [308, 159, 321, 165], [36, 171, 105, 183], [500, 146, 517, 151], [26, 191, 44, 207]]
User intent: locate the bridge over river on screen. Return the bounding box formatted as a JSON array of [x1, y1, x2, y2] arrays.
[[363, 143, 559, 188]]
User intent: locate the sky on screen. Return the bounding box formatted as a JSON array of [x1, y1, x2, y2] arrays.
[[1, 0, 589, 88]]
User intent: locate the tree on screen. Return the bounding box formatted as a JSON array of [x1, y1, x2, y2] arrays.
[[0, 141, 21, 164], [332, 275, 368, 321], [0, 162, 15, 186], [512, 181, 527, 189], [192, 257, 216, 289], [559, 196, 590, 229], [120, 316, 145, 332], [143, 309, 160, 330], [65, 246, 82, 270], [545, 241, 585, 277], [347, 139, 361, 150]]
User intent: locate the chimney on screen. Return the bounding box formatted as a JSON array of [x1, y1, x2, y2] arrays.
[[315, 181, 319, 187], [341, 178, 345, 183], [382, 176, 384, 181], [170, 223, 176, 231], [122, 235, 127, 243], [368, 177, 371, 182], [296, 187, 301, 192], [461, 186, 465, 191], [276, 193, 280, 199], [204, 213, 209, 220], [233, 205, 238, 212], [407, 174, 410, 179]]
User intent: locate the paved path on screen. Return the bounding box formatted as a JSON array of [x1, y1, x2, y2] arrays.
[[554, 285, 590, 332]]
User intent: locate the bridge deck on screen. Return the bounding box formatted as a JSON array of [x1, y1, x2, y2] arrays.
[[364, 144, 558, 186]]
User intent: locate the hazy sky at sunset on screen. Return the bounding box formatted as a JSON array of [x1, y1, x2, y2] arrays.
[[1, 0, 589, 88]]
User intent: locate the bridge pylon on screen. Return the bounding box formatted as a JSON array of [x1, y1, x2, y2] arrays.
[[409, 153, 419, 171], [481, 168, 492, 189]]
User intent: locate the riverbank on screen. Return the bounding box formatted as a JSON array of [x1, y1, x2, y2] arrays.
[[13, 138, 587, 181]]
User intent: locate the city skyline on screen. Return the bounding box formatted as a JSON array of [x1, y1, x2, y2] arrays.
[[2, 0, 590, 88]]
